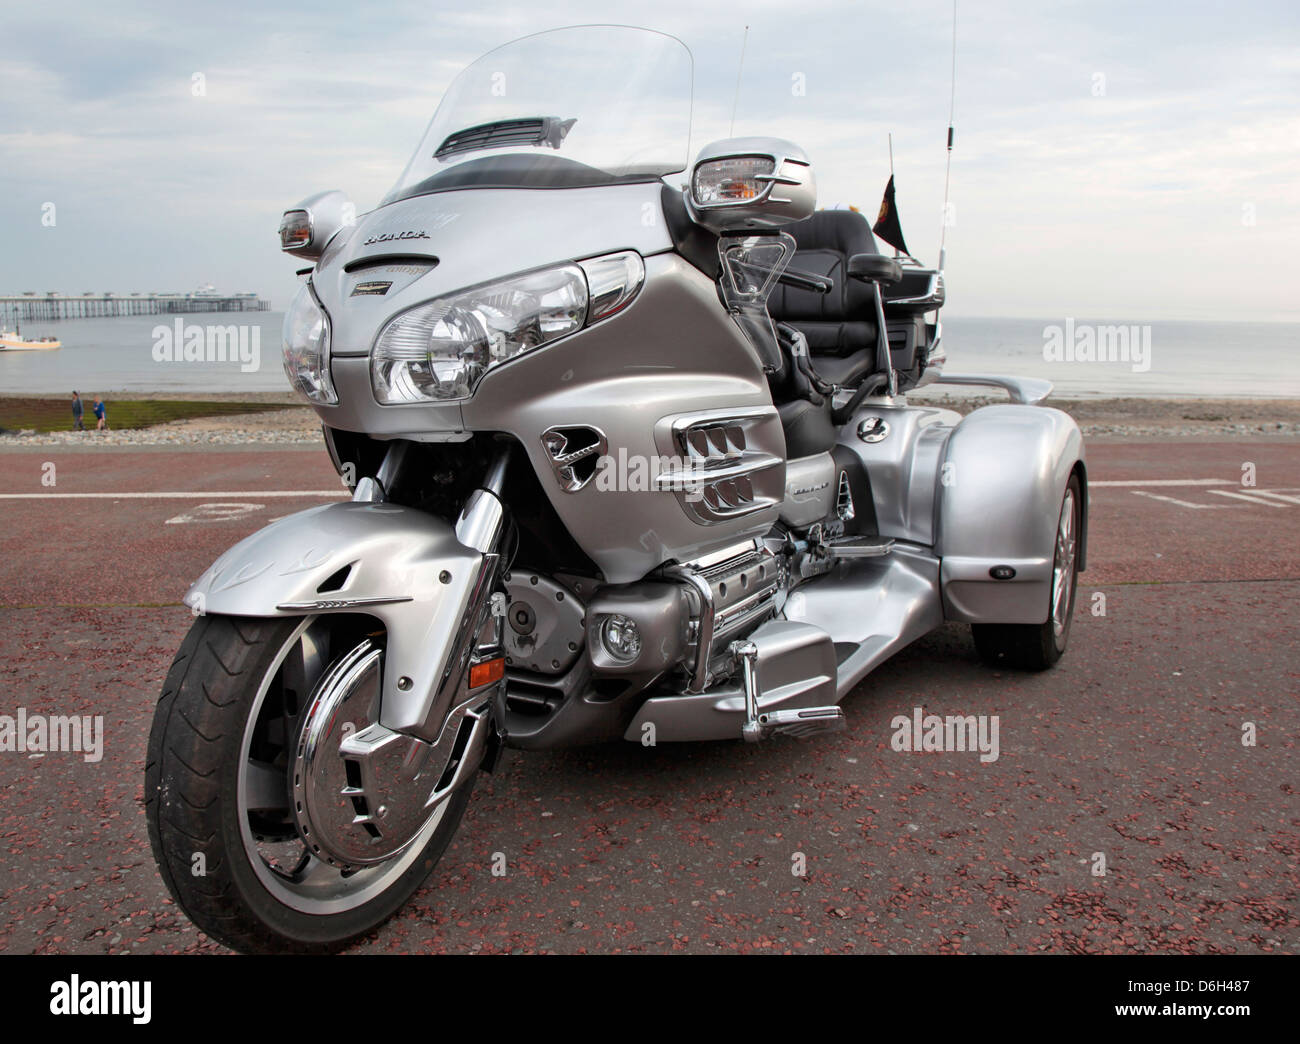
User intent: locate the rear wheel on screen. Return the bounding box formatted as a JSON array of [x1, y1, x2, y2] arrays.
[[145, 614, 475, 953], [972, 472, 1081, 671]]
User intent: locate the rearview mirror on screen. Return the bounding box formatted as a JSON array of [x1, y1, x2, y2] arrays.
[[278, 190, 355, 260], [686, 137, 816, 233]]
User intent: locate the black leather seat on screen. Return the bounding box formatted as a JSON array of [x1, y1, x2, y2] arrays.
[[768, 210, 884, 376]]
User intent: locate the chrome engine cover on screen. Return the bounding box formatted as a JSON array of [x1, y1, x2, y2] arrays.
[[671, 542, 781, 692], [502, 572, 586, 675]]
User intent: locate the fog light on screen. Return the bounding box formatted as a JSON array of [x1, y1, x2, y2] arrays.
[[600, 614, 642, 663]]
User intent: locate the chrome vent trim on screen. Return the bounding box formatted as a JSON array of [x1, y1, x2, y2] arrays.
[[836, 470, 855, 521], [656, 407, 783, 524], [541, 425, 607, 492]]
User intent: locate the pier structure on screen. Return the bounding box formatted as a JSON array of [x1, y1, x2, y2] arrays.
[[0, 293, 271, 321]]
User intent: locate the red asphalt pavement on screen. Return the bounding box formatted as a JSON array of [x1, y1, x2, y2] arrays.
[[0, 437, 1296, 953]]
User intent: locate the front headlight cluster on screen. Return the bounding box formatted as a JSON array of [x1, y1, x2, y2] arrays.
[[282, 282, 336, 404], [371, 250, 644, 404]]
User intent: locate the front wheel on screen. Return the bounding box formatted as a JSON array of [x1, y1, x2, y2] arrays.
[[145, 614, 475, 953], [971, 472, 1082, 671]]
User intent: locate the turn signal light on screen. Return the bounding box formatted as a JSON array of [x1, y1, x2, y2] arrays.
[[279, 209, 312, 251], [469, 657, 505, 688]]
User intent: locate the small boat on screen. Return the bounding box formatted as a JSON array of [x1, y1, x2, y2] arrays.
[[0, 328, 61, 350]]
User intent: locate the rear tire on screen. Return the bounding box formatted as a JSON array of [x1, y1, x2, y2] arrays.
[[972, 472, 1081, 672], [145, 614, 474, 954]]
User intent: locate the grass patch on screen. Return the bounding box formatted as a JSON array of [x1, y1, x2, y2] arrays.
[[0, 397, 296, 433]]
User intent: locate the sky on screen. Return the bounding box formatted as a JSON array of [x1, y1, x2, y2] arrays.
[[1, 0, 1298, 320]]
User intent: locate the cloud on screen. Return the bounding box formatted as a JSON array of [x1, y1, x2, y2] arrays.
[[0, 0, 1297, 321]]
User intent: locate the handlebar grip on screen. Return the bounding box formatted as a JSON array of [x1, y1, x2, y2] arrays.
[[777, 268, 833, 295]]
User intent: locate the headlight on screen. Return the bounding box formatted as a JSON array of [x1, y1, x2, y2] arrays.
[[282, 283, 336, 404], [371, 258, 633, 405]]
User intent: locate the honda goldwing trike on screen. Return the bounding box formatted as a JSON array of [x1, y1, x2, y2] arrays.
[[146, 25, 1086, 952]]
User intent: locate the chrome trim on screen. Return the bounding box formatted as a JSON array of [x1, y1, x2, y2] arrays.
[[652, 454, 782, 490], [871, 281, 898, 398], [887, 270, 945, 307], [931, 373, 1053, 406], [857, 416, 890, 443], [732, 639, 763, 743], [668, 565, 714, 694], [836, 470, 856, 521], [541, 425, 607, 492], [275, 595, 413, 611], [661, 407, 784, 525], [669, 406, 775, 441]]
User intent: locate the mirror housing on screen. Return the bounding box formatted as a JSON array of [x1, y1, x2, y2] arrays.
[[686, 137, 816, 233], [278, 190, 355, 260]]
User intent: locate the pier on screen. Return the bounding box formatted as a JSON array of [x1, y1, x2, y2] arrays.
[[0, 293, 270, 322]]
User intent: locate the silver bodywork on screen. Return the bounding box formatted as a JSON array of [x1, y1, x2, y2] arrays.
[[936, 404, 1086, 624], [199, 121, 1086, 749], [184, 502, 484, 742]]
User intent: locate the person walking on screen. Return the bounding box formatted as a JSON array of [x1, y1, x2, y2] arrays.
[[72, 391, 85, 431], [93, 396, 108, 431]]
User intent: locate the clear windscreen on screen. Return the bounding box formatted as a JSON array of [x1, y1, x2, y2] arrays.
[[386, 26, 694, 203]]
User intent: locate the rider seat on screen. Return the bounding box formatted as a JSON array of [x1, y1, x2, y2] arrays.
[[768, 210, 920, 389]]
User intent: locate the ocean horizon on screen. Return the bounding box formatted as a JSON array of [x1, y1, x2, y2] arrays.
[[1, 312, 1296, 399]]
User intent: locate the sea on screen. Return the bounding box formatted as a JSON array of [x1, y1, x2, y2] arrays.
[[1, 312, 1297, 399]]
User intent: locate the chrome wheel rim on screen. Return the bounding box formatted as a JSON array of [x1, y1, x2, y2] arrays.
[[236, 619, 448, 916], [1050, 488, 1078, 642]]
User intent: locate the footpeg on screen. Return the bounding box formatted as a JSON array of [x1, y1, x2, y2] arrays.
[[756, 705, 846, 738], [731, 639, 846, 742], [828, 535, 894, 559]]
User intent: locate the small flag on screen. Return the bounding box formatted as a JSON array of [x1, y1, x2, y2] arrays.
[[872, 175, 910, 256]]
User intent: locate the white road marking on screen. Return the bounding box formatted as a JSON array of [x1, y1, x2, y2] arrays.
[[0, 490, 344, 499], [1234, 488, 1300, 506], [1130, 491, 1237, 509], [1207, 489, 1290, 508], [1131, 486, 1299, 510], [166, 503, 266, 525], [1092, 479, 1234, 487]]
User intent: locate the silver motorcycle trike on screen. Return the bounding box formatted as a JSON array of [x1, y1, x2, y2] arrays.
[[146, 26, 1086, 952]]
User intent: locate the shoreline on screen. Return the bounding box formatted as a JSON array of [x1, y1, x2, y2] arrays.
[[2, 393, 1299, 447]]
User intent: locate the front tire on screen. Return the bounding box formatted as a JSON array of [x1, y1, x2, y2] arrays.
[[145, 614, 474, 954], [971, 472, 1082, 671]]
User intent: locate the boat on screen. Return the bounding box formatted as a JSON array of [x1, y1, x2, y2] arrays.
[[0, 328, 61, 350]]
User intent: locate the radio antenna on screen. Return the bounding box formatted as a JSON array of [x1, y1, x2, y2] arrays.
[[728, 25, 750, 137], [938, 0, 957, 272]]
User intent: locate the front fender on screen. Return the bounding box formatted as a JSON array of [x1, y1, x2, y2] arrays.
[[935, 405, 1086, 624], [184, 501, 483, 741]]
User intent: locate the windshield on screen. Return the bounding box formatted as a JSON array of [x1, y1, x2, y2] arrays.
[[385, 26, 693, 204]]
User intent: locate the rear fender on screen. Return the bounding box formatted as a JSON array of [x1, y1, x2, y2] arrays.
[[183, 501, 484, 742], [936, 405, 1086, 624]]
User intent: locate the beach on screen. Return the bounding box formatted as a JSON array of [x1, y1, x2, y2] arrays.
[[3, 392, 1299, 447]]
